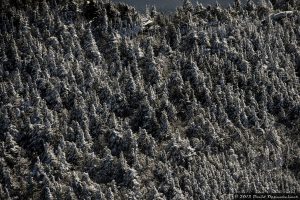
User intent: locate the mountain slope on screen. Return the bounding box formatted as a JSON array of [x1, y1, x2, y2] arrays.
[[0, 0, 300, 199]]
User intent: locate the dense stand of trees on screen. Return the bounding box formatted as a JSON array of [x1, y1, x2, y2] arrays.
[[0, 0, 300, 199]]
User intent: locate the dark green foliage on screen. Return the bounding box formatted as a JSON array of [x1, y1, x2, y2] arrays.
[[0, 0, 300, 199]]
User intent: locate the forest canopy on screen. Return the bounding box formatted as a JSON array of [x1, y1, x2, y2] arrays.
[[0, 0, 300, 199]]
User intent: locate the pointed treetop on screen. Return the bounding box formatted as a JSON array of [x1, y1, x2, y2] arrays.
[[183, 0, 194, 11]]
